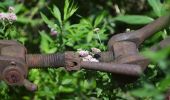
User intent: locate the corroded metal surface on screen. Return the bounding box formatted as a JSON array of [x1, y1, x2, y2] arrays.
[[94, 51, 114, 62], [0, 13, 169, 91], [80, 61, 142, 76], [108, 14, 170, 50], [65, 51, 81, 71], [26, 53, 65, 68]]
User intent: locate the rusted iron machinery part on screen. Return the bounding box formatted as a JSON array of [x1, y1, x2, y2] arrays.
[[0, 14, 169, 92], [97, 36, 170, 63], [80, 62, 142, 76], [27, 52, 81, 71], [26, 53, 65, 68], [108, 13, 170, 50], [97, 14, 170, 63], [94, 51, 114, 62], [27, 52, 142, 76], [64, 51, 81, 71], [0, 40, 38, 91]]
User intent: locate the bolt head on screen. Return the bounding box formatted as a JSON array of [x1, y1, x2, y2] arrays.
[[5, 70, 21, 84], [2, 66, 24, 85]]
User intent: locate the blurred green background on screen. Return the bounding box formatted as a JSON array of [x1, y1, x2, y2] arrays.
[[0, 0, 170, 100]]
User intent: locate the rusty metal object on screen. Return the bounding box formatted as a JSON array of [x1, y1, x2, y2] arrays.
[[2, 66, 24, 85], [0, 40, 37, 91], [94, 51, 114, 62], [65, 51, 81, 71], [112, 41, 149, 70], [81, 61, 142, 76], [108, 14, 170, 50], [0, 14, 169, 91], [23, 79, 37, 91], [26, 53, 65, 68]]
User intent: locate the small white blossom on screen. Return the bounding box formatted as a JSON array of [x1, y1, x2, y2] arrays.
[[93, 28, 100, 32], [77, 48, 100, 62], [126, 28, 131, 32], [0, 7, 17, 22], [7, 13, 17, 21], [50, 28, 58, 36], [0, 13, 17, 22], [0, 13, 6, 20], [91, 48, 101, 53], [83, 55, 93, 60], [8, 7, 15, 13], [82, 55, 99, 62], [78, 50, 89, 57], [89, 58, 99, 62]]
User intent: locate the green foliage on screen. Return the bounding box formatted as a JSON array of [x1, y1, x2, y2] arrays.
[[0, 0, 170, 100], [114, 15, 154, 24]]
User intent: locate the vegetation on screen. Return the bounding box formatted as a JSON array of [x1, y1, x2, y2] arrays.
[[0, 0, 170, 100]]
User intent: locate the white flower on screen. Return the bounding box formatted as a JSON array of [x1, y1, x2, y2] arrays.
[[8, 7, 15, 13], [0, 12, 17, 22], [7, 13, 17, 21], [50, 28, 58, 36], [0, 7, 17, 22], [78, 50, 89, 57], [91, 48, 101, 53], [83, 55, 93, 60], [82, 55, 99, 62], [89, 58, 99, 62], [93, 28, 100, 32], [0, 13, 7, 20], [77, 48, 100, 62]]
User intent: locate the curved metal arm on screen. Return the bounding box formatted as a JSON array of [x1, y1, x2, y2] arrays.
[[108, 13, 170, 49]]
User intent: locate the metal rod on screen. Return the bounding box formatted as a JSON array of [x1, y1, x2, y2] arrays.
[[133, 13, 170, 45], [81, 61, 142, 76], [26, 53, 65, 68]]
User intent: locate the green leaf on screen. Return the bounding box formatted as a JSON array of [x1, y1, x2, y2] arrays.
[[147, 0, 163, 17], [64, 0, 77, 21], [64, 0, 69, 21], [158, 75, 170, 91], [39, 31, 56, 53], [87, 31, 93, 42], [131, 84, 159, 97], [14, 4, 24, 14], [40, 12, 56, 29], [94, 13, 104, 27], [114, 15, 154, 24], [52, 5, 62, 25]]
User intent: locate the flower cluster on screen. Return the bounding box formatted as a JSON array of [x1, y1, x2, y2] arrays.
[[77, 48, 101, 62], [0, 7, 17, 22]]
